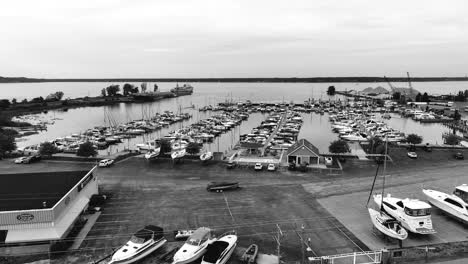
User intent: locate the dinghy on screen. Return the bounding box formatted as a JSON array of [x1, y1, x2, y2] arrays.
[[241, 244, 258, 264]]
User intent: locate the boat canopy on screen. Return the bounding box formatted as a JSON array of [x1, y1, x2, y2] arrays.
[[132, 225, 164, 243], [204, 241, 229, 263], [187, 227, 211, 246]]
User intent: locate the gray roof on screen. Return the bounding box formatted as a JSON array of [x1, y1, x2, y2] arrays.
[[286, 139, 320, 156]]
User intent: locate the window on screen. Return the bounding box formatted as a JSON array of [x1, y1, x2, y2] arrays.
[[404, 208, 431, 216], [444, 198, 464, 209], [454, 189, 468, 204], [396, 201, 404, 208], [383, 201, 396, 210]]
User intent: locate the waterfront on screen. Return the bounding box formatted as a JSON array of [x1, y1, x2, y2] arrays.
[[8, 81, 463, 153]]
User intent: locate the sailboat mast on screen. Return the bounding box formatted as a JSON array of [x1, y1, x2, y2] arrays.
[[380, 136, 389, 212]]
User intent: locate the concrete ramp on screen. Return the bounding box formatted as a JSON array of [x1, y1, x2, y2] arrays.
[[348, 142, 369, 161]]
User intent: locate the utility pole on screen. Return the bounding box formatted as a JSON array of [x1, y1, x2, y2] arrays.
[[273, 224, 283, 264], [301, 224, 305, 264]]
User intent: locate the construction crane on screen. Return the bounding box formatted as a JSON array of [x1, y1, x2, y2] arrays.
[[407, 72, 414, 97], [384, 76, 396, 93]]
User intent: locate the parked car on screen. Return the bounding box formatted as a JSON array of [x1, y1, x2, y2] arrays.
[[14, 156, 29, 164], [267, 163, 276, 171], [407, 152, 418, 159], [325, 157, 333, 166], [254, 163, 263, 171], [454, 152, 464, 160], [98, 159, 114, 167], [226, 160, 235, 169]]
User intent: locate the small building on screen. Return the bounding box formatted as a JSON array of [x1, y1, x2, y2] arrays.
[[0, 167, 98, 256], [286, 139, 320, 165]]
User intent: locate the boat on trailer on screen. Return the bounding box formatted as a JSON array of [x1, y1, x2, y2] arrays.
[[109, 225, 167, 264], [201, 231, 237, 264], [172, 227, 216, 264], [241, 244, 258, 264], [423, 184, 468, 224], [206, 182, 239, 192]]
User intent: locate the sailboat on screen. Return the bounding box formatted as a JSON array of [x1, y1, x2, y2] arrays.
[[367, 137, 408, 240]]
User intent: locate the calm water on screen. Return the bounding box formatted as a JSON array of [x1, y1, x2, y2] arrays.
[[3, 81, 463, 153]]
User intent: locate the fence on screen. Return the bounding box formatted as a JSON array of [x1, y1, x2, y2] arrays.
[[309, 250, 383, 264]]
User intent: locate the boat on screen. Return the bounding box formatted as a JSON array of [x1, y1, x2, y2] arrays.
[[423, 184, 468, 224], [240, 244, 258, 264], [171, 83, 194, 95], [201, 231, 237, 264], [368, 208, 408, 240], [173, 227, 216, 264], [145, 147, 161, 160], [367, 138, 407, 240], [206, 182, 239, 192], [200, 151, 213, 162], [171, 149, 186, 160], [174, 229, 195, 240], [109, 225, 167, 264], [373, 194, 436, 234]]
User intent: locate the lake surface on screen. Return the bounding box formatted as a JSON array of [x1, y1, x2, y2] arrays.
[[3, 81, 463, 153]]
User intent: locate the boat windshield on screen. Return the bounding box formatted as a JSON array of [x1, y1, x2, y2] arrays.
[[187, 238, 200, 246], [130, 235, 145, 244], [454, 189, 468, 204], [404, 207, 431, 216]]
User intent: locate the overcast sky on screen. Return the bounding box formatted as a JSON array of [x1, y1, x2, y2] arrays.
[[1, 0, 467, 78]]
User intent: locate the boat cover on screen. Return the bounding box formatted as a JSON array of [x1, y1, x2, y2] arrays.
[[135, 225, 164, 241], [204, 241, 229, 263]]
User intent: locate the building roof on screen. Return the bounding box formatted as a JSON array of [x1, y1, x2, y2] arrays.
[[286, 139, 320, 156], [0, 170, 91, 211]]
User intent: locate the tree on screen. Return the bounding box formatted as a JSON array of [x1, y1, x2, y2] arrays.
[[453, 110, 461, 121], [392, 92, 401, 101], [406, 133, 423, 145], [30, 96, 44, 103], [445, 134, 459, 146], [11, 98, 17, 104], [159, 139, 172, 154], [0, 99, 10, 109], [421, 92, 429, 102], [39, 142, 58, 156], [55, 91, 64, 100], [101, 88, 107, 97], [186, 142, 201, 155], [21, 99, 28, 103], [328, 140, 348, 153], [76, 141, 97, 157], [123, 83, 139, 95], [327, 86, 336, 96], [415, 93, 422, 102], [106, 85, 120, 96], [0, 133, 16, 157]]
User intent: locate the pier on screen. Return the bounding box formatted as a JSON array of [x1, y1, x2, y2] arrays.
[[260, 111, 288, 156]]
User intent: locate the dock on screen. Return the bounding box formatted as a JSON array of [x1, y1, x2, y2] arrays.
[[260, 111, 288, 156]]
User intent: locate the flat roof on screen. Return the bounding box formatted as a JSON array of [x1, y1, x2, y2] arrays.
[[0, 170, 91, 211]]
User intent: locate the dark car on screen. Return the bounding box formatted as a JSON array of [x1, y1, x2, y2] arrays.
[[454, 152, 464, 160], [24, 154, 42, 164]]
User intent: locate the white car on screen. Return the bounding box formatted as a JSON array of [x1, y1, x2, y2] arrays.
[[14, 157, 29, 164], [254, 163, 263, 171], [325, 157, 333, 166], [99, 159, 114, 167], [407, 152, 418, 159], [267, 163, 276, 171]]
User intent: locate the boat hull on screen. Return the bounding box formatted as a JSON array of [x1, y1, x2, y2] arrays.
[[368, 208, 408, 240], [423, 189, 468, 224], [109, 238, 167, 264]]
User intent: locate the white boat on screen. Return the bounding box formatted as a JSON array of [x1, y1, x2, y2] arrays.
[[368, 208, 408, 240], [109, 225, 167, 264], [200, 151, 213, 161], [340, 132, 369, 142], [423, 185, 468, 224], [201, 232, 237, 264], [136, 141, 157, 151], [174, 229, 195, 240], [144, 147, 161, 160], [172, 149, 186, 160], [374, 194, 436, 234], [173, 227, 216, 264]]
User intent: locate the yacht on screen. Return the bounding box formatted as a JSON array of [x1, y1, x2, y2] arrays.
[[171, 83, 194, 95], [173, 227, 216, 264], [423, 184, 468, 224], [374, 194, 436, 234], [144, 147, 161, 160], [201, 232, 237, 264], [109, 225, 166, 264], [368, 208, 408, 240], [200, 151, 213, 162], [340, 132, 369, 142]]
